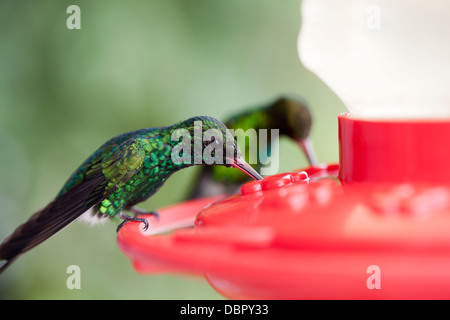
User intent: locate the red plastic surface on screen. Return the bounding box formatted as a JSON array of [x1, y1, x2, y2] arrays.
[[117, 116, 450, 299], [339, 113, 450, 183]]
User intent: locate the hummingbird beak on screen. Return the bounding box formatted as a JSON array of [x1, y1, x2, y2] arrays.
[[230, 155, 263, 181], [297, 137, 318, 166]]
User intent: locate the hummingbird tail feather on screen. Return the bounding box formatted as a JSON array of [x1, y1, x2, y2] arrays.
[[0, 172, 105, 275]]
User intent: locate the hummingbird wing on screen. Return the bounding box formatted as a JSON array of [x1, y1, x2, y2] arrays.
[[0, 137, 146, 274], [92, 138, 146, 200]]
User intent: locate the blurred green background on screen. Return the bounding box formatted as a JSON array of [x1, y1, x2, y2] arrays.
[[0, 0, 345, 299]]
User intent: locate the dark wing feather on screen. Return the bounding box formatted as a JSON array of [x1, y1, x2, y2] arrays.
[[0, 164, 105, 274]]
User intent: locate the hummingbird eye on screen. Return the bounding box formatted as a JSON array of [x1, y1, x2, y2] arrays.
[[203, 135, 222, 149], [208, 136, 222, 146]]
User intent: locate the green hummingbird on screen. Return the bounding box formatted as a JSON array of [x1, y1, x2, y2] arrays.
[[188, 95, 317, 199], [0, 116, 262, 274]]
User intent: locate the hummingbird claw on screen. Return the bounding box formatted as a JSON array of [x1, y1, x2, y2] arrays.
[[141, 218, 149, 231], [117, 214, 150, 232]]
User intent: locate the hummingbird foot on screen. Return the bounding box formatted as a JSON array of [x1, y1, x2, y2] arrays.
[[129, 207, 160, 221], [117, 213, 149, 232]]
